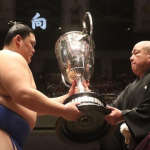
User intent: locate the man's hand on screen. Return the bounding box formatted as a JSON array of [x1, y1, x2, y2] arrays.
[[82, 80, 91, 92], [74, 80, 91, 93], [68, 80, 76, 96], [104, 106, 125, 125], [62, 102, 82, 121]]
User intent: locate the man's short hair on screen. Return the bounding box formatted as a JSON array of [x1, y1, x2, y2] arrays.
[[3, 22, 34, 46]]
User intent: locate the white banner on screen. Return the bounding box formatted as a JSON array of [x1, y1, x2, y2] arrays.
[[134, 0, 150, 33], [0, 0, 15, 31], [61, 0, 89, 33]]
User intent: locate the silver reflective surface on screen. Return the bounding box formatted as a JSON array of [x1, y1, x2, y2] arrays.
[[55, 31, 94, 86]]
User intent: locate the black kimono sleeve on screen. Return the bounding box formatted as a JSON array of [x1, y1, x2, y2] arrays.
[[122, 97, 150, 144]]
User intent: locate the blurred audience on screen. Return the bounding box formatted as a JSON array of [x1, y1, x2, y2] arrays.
[[37, 71, 136, 105]]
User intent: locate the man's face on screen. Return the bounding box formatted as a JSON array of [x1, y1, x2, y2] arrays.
[[130, 43, 150, 77], [19, 33, 36, 64]]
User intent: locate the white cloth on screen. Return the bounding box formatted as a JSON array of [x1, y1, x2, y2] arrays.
[[120, 123, 132, 145]]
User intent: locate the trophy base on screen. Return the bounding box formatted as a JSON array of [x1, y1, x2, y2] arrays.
[[55, 92, 117, 145]]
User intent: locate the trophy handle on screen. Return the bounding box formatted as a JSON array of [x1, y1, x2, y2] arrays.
[[82, 12, 95, 74], [61, 74, 70, 88], [82, 12, 93, 37]]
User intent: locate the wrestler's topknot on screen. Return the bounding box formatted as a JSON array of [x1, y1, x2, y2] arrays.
[[3, 21, 34, 46]]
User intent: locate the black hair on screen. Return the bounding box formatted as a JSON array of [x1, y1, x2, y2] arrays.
[[3, 21, 34, 46]]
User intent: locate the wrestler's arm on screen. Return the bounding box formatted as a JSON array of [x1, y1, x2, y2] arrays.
[[50, 80, 90, 103], [37, 82, 76, 116], [36, 94, 70, 116], [50, 80, 76, 103], [37, 80, 90, 116], [0, 52, 81, 121]]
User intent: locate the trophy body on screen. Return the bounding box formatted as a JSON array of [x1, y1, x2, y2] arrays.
[[55, 12, 116, 145]]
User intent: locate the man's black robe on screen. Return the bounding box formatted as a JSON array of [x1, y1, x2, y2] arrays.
[[100, 69, 150, 150]]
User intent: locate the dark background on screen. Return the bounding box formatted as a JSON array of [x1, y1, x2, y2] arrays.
[[0, 1, 149, 149], [1, 0, 150, 52]]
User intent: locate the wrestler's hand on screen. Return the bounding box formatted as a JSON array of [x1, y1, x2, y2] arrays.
[[62, 102, 82, 121], [68, 80, 76, 96], [104, 106, 125, 125]]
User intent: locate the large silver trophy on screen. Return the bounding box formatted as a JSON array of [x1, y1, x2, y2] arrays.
[[55, 12, 116, 145]]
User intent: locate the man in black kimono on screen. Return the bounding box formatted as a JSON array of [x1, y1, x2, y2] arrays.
[[102, 41, 150, 150]]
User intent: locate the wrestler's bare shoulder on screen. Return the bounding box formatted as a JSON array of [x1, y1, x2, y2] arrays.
[[0, 49, 19, 55], [0, 49, 26, 62]]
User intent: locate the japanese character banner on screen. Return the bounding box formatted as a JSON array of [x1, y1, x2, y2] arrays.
[[31, 12, 47, 30], [29, 10, 49, 32]]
